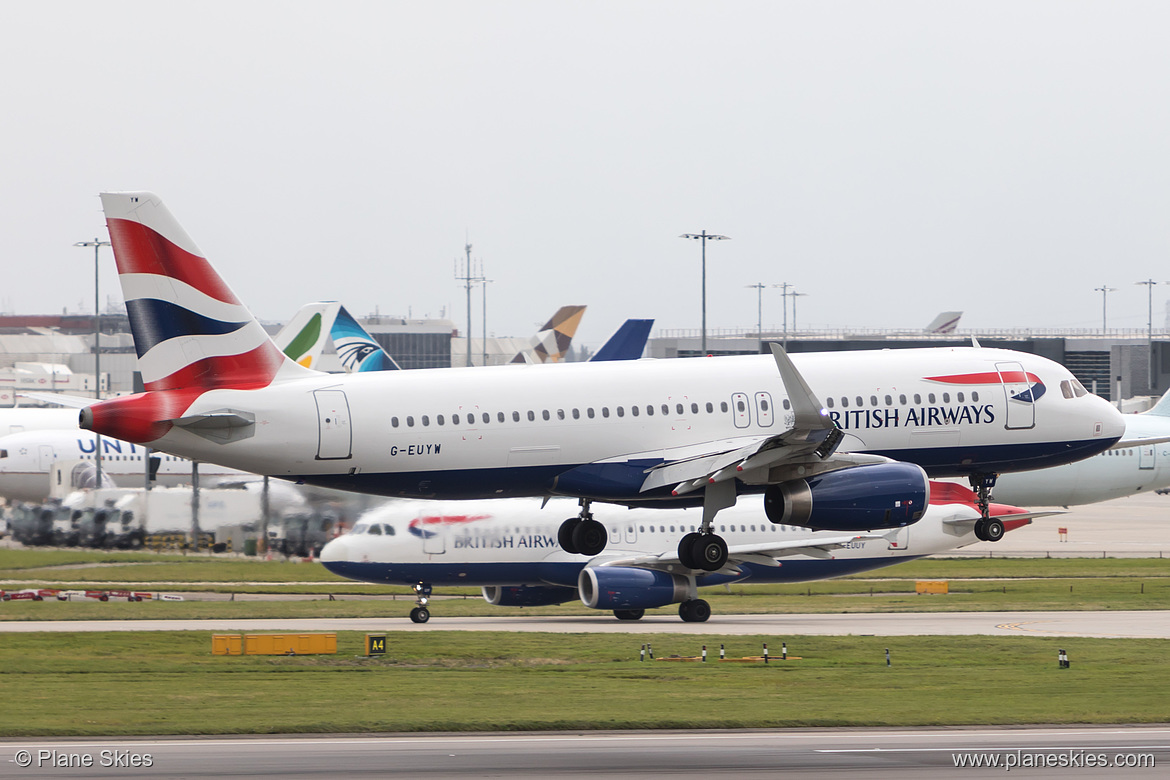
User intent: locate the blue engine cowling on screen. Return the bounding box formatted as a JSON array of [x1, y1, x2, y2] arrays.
[[578, 566, 690, 610], [763, 462, 929, 531], [481, 585, 577, 607]]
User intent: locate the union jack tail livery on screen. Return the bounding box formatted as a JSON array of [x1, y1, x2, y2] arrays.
[[80, 192, 315, 442]]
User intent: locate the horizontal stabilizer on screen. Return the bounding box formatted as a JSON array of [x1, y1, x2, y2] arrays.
[[170, 408, 256, 443], [16, 392, 95, 409]]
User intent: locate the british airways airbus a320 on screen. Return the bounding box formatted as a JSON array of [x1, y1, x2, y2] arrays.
[[80, 193, 1124, 573]]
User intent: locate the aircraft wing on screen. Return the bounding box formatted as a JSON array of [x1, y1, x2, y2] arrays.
[[638, 343, 847, 496], [1110, 436, 1170, 449], [598, 532, 888, 573], [16, 392, 95, 409]]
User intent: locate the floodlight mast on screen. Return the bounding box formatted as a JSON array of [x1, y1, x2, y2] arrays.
[[679, 231, 729, 355], [74, 237, 110, 490]]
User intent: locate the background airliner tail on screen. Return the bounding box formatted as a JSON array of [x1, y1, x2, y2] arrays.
[[590, 319, 653, 361], [274, 302, 342, 370], [509, 305, 586, 363]]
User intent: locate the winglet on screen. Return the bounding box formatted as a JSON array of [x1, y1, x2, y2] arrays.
[[768, 343, 835, 433]]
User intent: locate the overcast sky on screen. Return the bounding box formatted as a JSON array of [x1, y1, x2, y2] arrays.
[[3, 1, 1169, 350]]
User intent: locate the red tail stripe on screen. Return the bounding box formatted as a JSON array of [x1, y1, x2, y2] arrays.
[[106, 218, 239, 305], [144, 342, 284, 392]]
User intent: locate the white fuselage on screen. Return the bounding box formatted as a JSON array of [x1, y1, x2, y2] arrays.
[[0, 408, 80, 438], [134, 347, 1122, 502], [0, 429, 247, 503]]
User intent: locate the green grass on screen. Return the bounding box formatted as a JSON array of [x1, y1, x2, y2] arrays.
[[1, 631, 1167, 735]]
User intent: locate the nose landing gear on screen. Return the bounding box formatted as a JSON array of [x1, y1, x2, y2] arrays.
[[969, 474, 1004, 542], [409, 582, 432, 623]]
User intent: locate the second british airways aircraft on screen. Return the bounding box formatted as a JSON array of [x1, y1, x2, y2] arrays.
[[79, 192, 1124, 572]]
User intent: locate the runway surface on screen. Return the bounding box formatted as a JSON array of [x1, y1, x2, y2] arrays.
[[3, 610, 1168, 638], [3, 727, 1166, 779]]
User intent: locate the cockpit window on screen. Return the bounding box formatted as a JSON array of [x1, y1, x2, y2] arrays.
[[367, 524, 383, 535], [382, 524, 396, 536], [1060, 380, 1074, 400], [0, 449, 6, 459], [351, 523, 369, 535], [1071, 378, 1088, 397]]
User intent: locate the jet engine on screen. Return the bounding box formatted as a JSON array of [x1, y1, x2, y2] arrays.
[[481, 585, 577, 608], [763, 462, 929, 531], [578, 566, 689, 611]]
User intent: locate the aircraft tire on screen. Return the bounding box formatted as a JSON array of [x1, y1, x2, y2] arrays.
[[572, 519, 607, 556], [614, 609, 645, 621], [694, 534, 728, 571], [410, 607, 431, 624], [973, 519, 988, 542], [679, 599, 711, 623], [557, 519, 580, 554], [678, 533, 701, 569], [983, 518, 1005, 543]]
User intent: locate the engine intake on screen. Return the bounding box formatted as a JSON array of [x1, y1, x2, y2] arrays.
[[764, 462, 929, 531], [579, 566, 689, 611]]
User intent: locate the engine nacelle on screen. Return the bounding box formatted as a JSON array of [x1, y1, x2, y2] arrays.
[[481, 585, 577, 608], [578, 566, 690, 611], [763, 462, 929, 531]]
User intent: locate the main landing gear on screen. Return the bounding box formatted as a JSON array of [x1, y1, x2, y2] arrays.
[[409, 582, 432, 623], [677, 532, 728, 571], [969, 474, 1005, 543], [558, 499, 607, 556], [678, 599, 711, 623]]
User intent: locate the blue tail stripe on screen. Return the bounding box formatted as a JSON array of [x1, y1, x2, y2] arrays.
[[124, 298, 249, 358]]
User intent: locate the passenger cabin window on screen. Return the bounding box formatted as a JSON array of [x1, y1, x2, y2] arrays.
[[679, 403, 687, 415], [899, 394, 907, 405], [928, 393, 936, 404], [826, 397, 835, 408], [913, 394, 921, 404], [391, 418, 400, 428], [421, 415, 430, 426], [691, 402, 699, 414], [483, 413, 490, 424], [942, 393, 949, 403], [870, 395, 877, 406], [706, 402, 714, 413], [512, 411, 520, 422], [542, 410, 550, 421], [884, 395, 892, 405], [972, 391, 981, 401], [646, 405, 653, 416], [782, 399, 790, 410], [957, 392, 965, 402], [498, 412, 506, 423], [720, 401, 729, 413], [528, 411, 536, 422], [572, 409, 580, 419], [406, 416, 415, 427], [437, 414, 445, 425], [840, 397, 848, 408], [617, 407, 625, 417], [631, 406, 639, 417], [587, 408, 595, 418], [602, 407, 610, 418]]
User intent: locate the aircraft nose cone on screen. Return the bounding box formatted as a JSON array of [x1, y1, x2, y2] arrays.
[[1097, 397, 1126, 440], [319, 536, 348, 565]]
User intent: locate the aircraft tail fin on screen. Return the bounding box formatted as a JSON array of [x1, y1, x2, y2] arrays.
[[590, 319, 654, 361], [924, 311, 962, 334], [332, 305, 401, 371], [274, 302, 341, 370], [100, 192, 315, 393], [1143, 387, 1170, 417], [509, 305, 587, 364]]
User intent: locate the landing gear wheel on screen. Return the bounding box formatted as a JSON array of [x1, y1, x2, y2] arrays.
[[613, 609, 645, 621], [678, 532, 701, 569], [983, 518, 1005, 543], [558, 519, 580, 554], [571, 518, 607, 556], [973, 519, 988, 542], [693, 534, 728, 571], [409, 606, 430, 624], [678, 599, 711, 623]]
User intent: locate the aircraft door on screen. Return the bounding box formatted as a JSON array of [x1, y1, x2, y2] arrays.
[[754, 392, 775, 427], [1139, 445, 1155, 470], [37, 445, 54, 471], [996, 362, 1036, 430], [887, 526, 909, 551], [731, 393, 751, 428], [314, 390, 352, 460]]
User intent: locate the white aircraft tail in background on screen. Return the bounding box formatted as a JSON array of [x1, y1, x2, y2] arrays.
[[510, 305, 587, 363], [924, 311, 962, 334]]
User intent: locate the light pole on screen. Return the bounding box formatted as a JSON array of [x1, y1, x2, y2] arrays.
[[75, 237, 110, 490], [773, 282, 792, 348], [790, 289, 808, 331], [1094, 285, 1117, 333], [454, 241, 484, 367], [1137, 279, 1158, 392], [746, 283, 766, 353], [680, 231, 729, 355], [480, 278, 493, 366]]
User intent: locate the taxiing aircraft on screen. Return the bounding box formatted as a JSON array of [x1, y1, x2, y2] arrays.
[[80, 192, 1124, 574], [321, 482, 1043, 622]]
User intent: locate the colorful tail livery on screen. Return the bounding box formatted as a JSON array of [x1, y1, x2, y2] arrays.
[[510, 305, 586, 363], [80, 192, 314, 442], [332, 305, 401, 371], [275, 302, 340, 370]]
